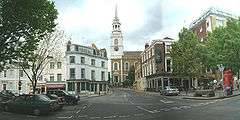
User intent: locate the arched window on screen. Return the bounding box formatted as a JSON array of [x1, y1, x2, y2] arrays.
[[125, 62, 129, 71], [166, 59, 172, 72], [114, 39, 118, 45], [114, 63, 118, 70]]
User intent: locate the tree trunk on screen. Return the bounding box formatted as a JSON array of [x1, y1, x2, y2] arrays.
[[32, 82, 36, 94], [32, 74, 37, 94]]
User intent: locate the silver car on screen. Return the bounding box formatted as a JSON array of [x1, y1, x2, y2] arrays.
[[161, 86, 180, 96]]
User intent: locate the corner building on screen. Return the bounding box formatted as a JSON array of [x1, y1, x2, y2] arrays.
[[66, 41, 108, 94]]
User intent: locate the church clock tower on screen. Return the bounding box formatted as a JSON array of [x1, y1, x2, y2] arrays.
[[110, 5, 123, 59]]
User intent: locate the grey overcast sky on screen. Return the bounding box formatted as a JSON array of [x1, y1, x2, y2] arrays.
[[54, 0, 240, 51]]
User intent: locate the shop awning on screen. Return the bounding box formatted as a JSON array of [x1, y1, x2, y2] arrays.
[[46, 84, 65, 88]]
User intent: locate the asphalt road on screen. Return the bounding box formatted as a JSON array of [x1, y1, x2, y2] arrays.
[[0, 89, 240, 120]]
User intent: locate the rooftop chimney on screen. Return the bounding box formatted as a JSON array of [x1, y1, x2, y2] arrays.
[[145, 43, 149, 49]]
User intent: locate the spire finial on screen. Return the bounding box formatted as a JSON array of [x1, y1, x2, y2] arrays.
[[115, 4, 118, 19]]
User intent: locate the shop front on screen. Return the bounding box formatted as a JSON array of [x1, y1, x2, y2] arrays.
[[67, 80, 109, 95], [46, 83, 66, 91], [28, 83, 46, 94], [146, 73, 189, 92]]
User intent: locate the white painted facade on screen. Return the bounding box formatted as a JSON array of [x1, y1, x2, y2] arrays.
[[66, 42, 108, 94], [0, 67, 46, 94], [45, 58, 67, 91]]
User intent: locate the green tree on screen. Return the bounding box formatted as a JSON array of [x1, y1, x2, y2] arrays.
[[171, 28, 204, 78], [128, 65, 135, 86], [0, 0, 58, 71], [205, 19, 240, 75]]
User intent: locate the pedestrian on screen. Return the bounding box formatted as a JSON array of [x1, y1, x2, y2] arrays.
[[185, 86, 188, 95]]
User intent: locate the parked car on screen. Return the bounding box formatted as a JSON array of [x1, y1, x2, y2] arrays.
[[0, 90, 16, 102], [160, 86, 180, 96], [47, 90, 79, 105], [45, 93, 65, 109], [1, 94, 59, 115]]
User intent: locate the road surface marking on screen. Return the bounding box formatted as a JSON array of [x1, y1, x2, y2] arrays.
[[78, 115, 87, 118], [76, 109, 81, 113], [134, 113, 144, 116], [208, 101, 216, 104], [179, 106, 191, 109], [170, 107, 181, 110], [160, 100, 174, 104], [27, 115, 37, 118], [57, 117, 70, 119], [136, 106, 155, 113], [191, 104, 202, 107], [153, 110, 161, 113], [57, 116, 73, 119], [119, 115, 130, 118], [103, 115, 116, 119], [90, 116, 101, 119], [129, 100, 134, 104], [160, 108, 171, 111], [83, 106, 87, 109]]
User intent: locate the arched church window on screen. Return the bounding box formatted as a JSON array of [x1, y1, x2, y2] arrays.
[[114, 63, 118, 70]]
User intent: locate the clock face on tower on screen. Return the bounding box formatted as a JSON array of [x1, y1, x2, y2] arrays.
[[114, 39, 118, 45], [114, 46, 119, 51]]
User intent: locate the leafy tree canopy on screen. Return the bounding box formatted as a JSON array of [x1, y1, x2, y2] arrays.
[[205, 19, 240, 74], [171, 28, 204, 77], [0, 0, 58, 71]]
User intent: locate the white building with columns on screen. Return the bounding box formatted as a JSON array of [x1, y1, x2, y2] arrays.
[[66, 41, 108, 94]]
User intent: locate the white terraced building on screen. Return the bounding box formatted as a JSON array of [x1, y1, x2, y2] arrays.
[[66, 41, 109, 95], [0, 59, 66, 94], [0, 65, 47, 94], [45, 58, 67, 91]]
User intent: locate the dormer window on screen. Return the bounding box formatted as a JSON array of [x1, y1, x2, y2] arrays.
[[67, 45, 70, 51], [75, 45, 79, 51]]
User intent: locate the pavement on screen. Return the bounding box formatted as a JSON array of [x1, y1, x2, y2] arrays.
[[181, 90, 240, 100], [134, 89, 240, 100], [1, 88, 240, 120], [80, 91, 114, 100]]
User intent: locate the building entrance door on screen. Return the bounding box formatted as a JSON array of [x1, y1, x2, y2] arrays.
[[3, 84, 6, 90], [114, 76, 118, 83], [77, 82, 80, 93]]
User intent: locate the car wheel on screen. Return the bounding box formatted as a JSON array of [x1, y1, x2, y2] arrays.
[[33, 109, 41, 116], [4, 105, 9, 112]]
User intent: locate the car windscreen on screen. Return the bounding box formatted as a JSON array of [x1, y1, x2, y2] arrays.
[[62, 90, 71, 95], [37, 95, 51, 101], [170, 86, 177, 89]]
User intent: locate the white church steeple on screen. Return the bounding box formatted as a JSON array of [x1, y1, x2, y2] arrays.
[[110, 4, 123, 59], [112, 4, 121, 32]]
